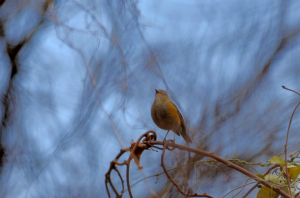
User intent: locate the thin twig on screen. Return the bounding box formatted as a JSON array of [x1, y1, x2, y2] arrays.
[[105, 148, 127, 198], [222, 180, 256, 198], [232, 179, 253, 198], [241, 164, 280, 197], [241, 183, 259, 198], [161, 140, 214, 197], [282, 86, 300, 97], [282, 86, 300, 196]]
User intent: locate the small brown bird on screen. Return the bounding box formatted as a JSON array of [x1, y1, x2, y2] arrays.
[[151, 89, 192, 143]]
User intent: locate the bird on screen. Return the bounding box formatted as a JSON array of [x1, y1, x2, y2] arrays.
[[151, 89, 192, 143]]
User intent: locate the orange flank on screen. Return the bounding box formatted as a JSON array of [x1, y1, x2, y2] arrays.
[[168, 103, 181, 125]]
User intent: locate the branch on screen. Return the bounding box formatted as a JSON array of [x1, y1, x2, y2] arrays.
[[106, 128, 295, 198], [126, 131, 157, 198], [105, 130, 157, 198], [144, 140, 292, 198], [105, 148, 127, 198]]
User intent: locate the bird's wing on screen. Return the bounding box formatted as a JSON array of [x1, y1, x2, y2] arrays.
[[172, 102, 192, 143], [168, 102, 181, 136]]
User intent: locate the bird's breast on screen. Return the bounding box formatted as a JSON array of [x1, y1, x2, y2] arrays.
[[151, 101, 180, 130]]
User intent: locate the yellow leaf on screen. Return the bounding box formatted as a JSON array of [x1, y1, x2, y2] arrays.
[[257, 186, 279, 198], [269, 156, 285, 166], [288, 166, 300, 180]]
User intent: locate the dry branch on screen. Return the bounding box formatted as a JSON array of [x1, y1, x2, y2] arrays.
[[105, 131, 293, 197]]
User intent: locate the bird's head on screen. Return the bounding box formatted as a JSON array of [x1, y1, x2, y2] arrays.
[[155, 89, 170, 100]]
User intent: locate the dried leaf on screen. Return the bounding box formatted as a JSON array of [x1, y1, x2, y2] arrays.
[[131, 141, 148, 170]]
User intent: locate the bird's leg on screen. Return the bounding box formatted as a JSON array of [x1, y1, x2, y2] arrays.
[[163, 130, 170, 142]]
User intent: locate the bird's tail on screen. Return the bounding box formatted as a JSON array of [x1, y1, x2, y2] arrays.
[[176, 109, 192, 143], [181, 130, 192, 143], [176, 123, 192, 143]]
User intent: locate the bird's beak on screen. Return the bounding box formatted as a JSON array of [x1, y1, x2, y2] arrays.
[[155, 89, 158, 93]]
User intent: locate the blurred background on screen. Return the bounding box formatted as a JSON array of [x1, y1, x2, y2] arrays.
[[0, 0, 300, 197]]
